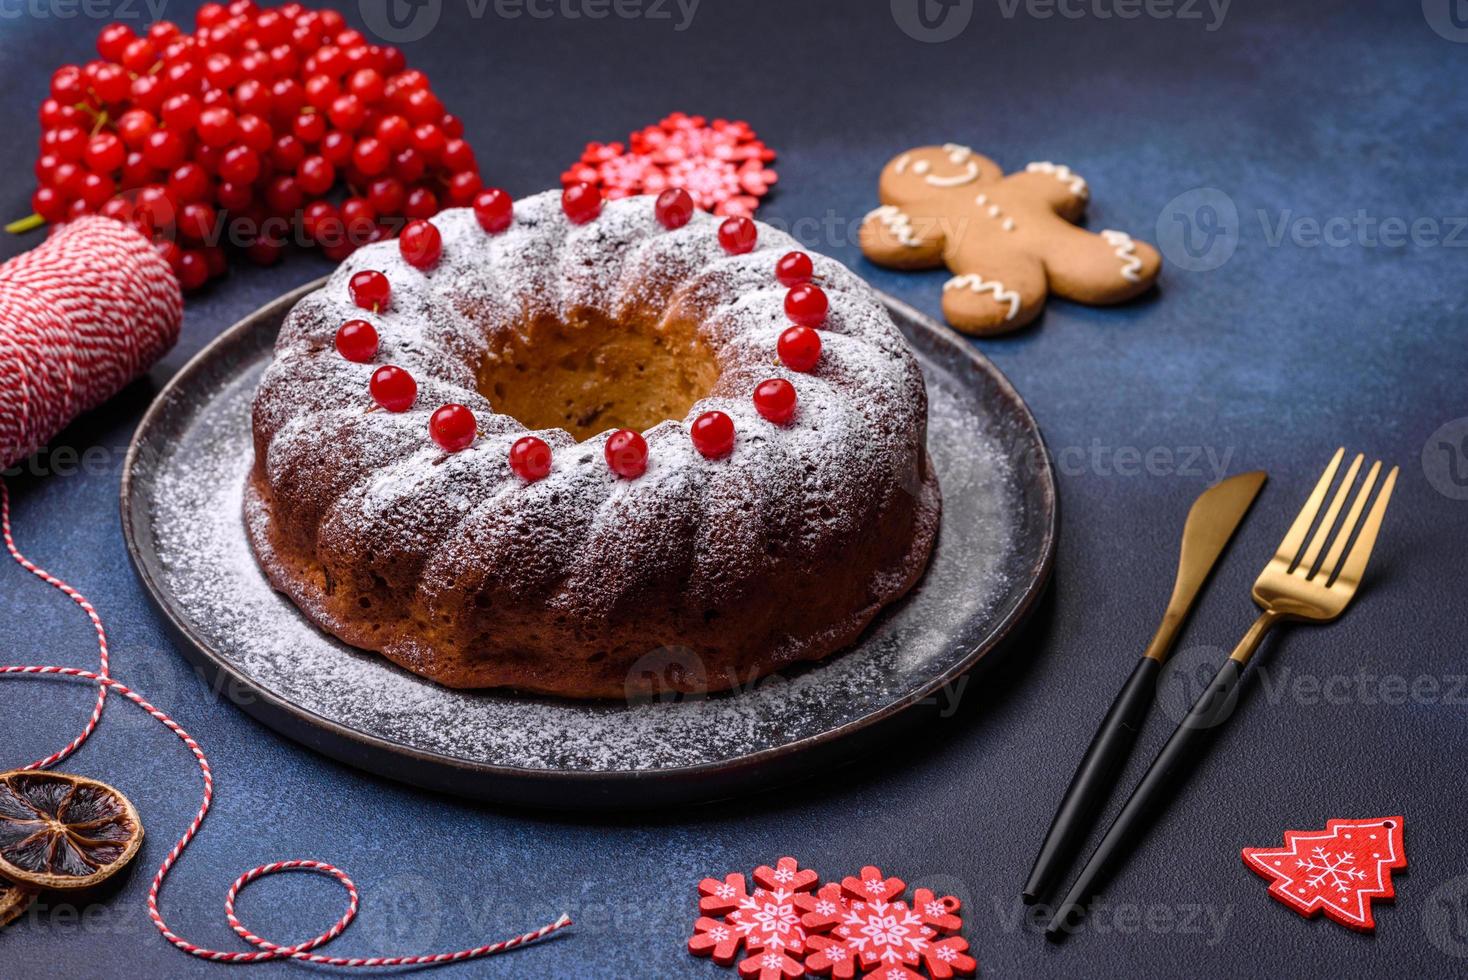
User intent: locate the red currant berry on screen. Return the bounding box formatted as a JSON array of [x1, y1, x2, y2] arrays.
[[142, 129, 187, 170], [403, 185, 437, 220], [327, 93, 366, 132], [654, 187, 694, 230], [690, 411, 735, 459], [320, 129, 354, 166], [718, 216, 756, 254], [391, 147, 425, 184], [304, 74, 339, 111], [784, 283, 829, 328], [292, 111, 326, 143], [775, 251, 814, 287], [349, 269, 390, 310], [97, 23, 135, 62], [753, 378, 798, 424], [161, 94, 201, 131], [375, 113, 411, 150], [121, 37, 158, 73], [509, 435, 552, 482], [53, 126, 87, 163], [446, 170, 481, 207], [84, 133, 126, 174], [605, 429, 648, 478], [409, 122, 445, 161], [167, 163, 210, 204], [473, 188, 512, 233], [348, 68, 385, 104], [120, 152, 154, 191], [301, 200, 338, 240], [370, 364, 416, 412], [399, 219, 441, 269], [132, 76, 167, 114], [777, 325, 822, 372], [50, 65, 85, 104], [235, 114, 273, 153], [219, 146, 261, 185], [197, 107, 238, 148], [405, 88, 445, 126], [51, 162, 84, 198], [336, 320, 378, 362], [234, 79, 272, 119], [367, 177, 405, 215], [177, 202, 217, 242], [562, 182, 601, 224], [296, 155, 335, 195], [32, 186, 68, 223], [264, 175, 304, 214], [177, 250, 211, 291], [116, 109, 157, 149], [92, 64, 131, 104], [352, 136, 389, 175], [429, 403, 477, 452], [215, 180, 253, 211]]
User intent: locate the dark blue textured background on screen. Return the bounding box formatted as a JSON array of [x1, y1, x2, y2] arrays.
[[3, 1, 1468, 976]]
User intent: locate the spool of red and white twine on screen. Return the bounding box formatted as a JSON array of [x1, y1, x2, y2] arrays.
[[0, 217, 182, 470], [0, 218, 570, 964]]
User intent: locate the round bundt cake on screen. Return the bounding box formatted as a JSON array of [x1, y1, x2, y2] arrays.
[[246, 188, 941, 698]]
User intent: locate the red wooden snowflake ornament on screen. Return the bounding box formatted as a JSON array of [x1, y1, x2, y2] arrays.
[[562, 113, 777, 217], [690, 857, 820, 980], [1242, 816, 1406, 932], [796, 867, 976, 980]]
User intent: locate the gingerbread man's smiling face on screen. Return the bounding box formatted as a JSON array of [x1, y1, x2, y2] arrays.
[[879, 144, 1003, 207]]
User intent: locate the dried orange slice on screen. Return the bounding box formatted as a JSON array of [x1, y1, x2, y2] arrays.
[[0, 770, 143, 891]]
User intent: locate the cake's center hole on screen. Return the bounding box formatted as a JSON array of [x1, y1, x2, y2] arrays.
[[477, 311, 719, 442]]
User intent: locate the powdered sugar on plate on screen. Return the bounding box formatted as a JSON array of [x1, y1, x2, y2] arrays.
[[143, 301, 1038, 782]]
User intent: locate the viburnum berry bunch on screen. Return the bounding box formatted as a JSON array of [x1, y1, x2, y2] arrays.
[[561, 112, 777, 217], [20, 1, 483, 291]]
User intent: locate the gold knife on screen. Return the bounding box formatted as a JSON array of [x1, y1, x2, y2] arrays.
[[1021, 470, 1267, 904]]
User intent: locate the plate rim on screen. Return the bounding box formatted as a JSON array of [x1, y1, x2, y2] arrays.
[[120, 279, 1057, 806]]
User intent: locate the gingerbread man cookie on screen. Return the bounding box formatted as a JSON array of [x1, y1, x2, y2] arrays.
[[860, 144, 1161, 334]]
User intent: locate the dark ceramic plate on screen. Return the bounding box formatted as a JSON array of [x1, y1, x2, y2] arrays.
[[121, 278, 1055, 809]]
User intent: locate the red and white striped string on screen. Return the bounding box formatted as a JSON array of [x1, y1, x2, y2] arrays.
[[0, 477, 572, 964], [0, 217, 182, 472]]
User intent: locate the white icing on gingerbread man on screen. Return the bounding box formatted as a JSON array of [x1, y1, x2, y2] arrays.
[[860, 145, 1161, 334]]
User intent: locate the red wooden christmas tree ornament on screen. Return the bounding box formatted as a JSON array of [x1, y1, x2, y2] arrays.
[[1242, 816, 1406, 932]]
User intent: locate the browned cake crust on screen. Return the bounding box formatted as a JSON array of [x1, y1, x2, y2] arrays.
[[247, 192, 941, 698]]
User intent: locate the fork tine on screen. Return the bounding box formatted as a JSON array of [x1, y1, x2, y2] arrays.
[[1332, 465, 1399, 591], [1298, 453, 1363, 573], [1276, 447, 1344, 564], [1319, 460, 1381, 580]]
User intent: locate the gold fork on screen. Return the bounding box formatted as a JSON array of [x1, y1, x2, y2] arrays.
[[1047, 448, 1399, 935]]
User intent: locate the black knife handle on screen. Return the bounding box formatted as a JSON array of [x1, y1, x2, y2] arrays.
[[1046, 658, 1244, 936], [1022, 656, 1160, 904]]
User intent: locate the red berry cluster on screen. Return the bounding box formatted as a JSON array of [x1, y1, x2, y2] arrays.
[[29, 2, 481, 291]]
